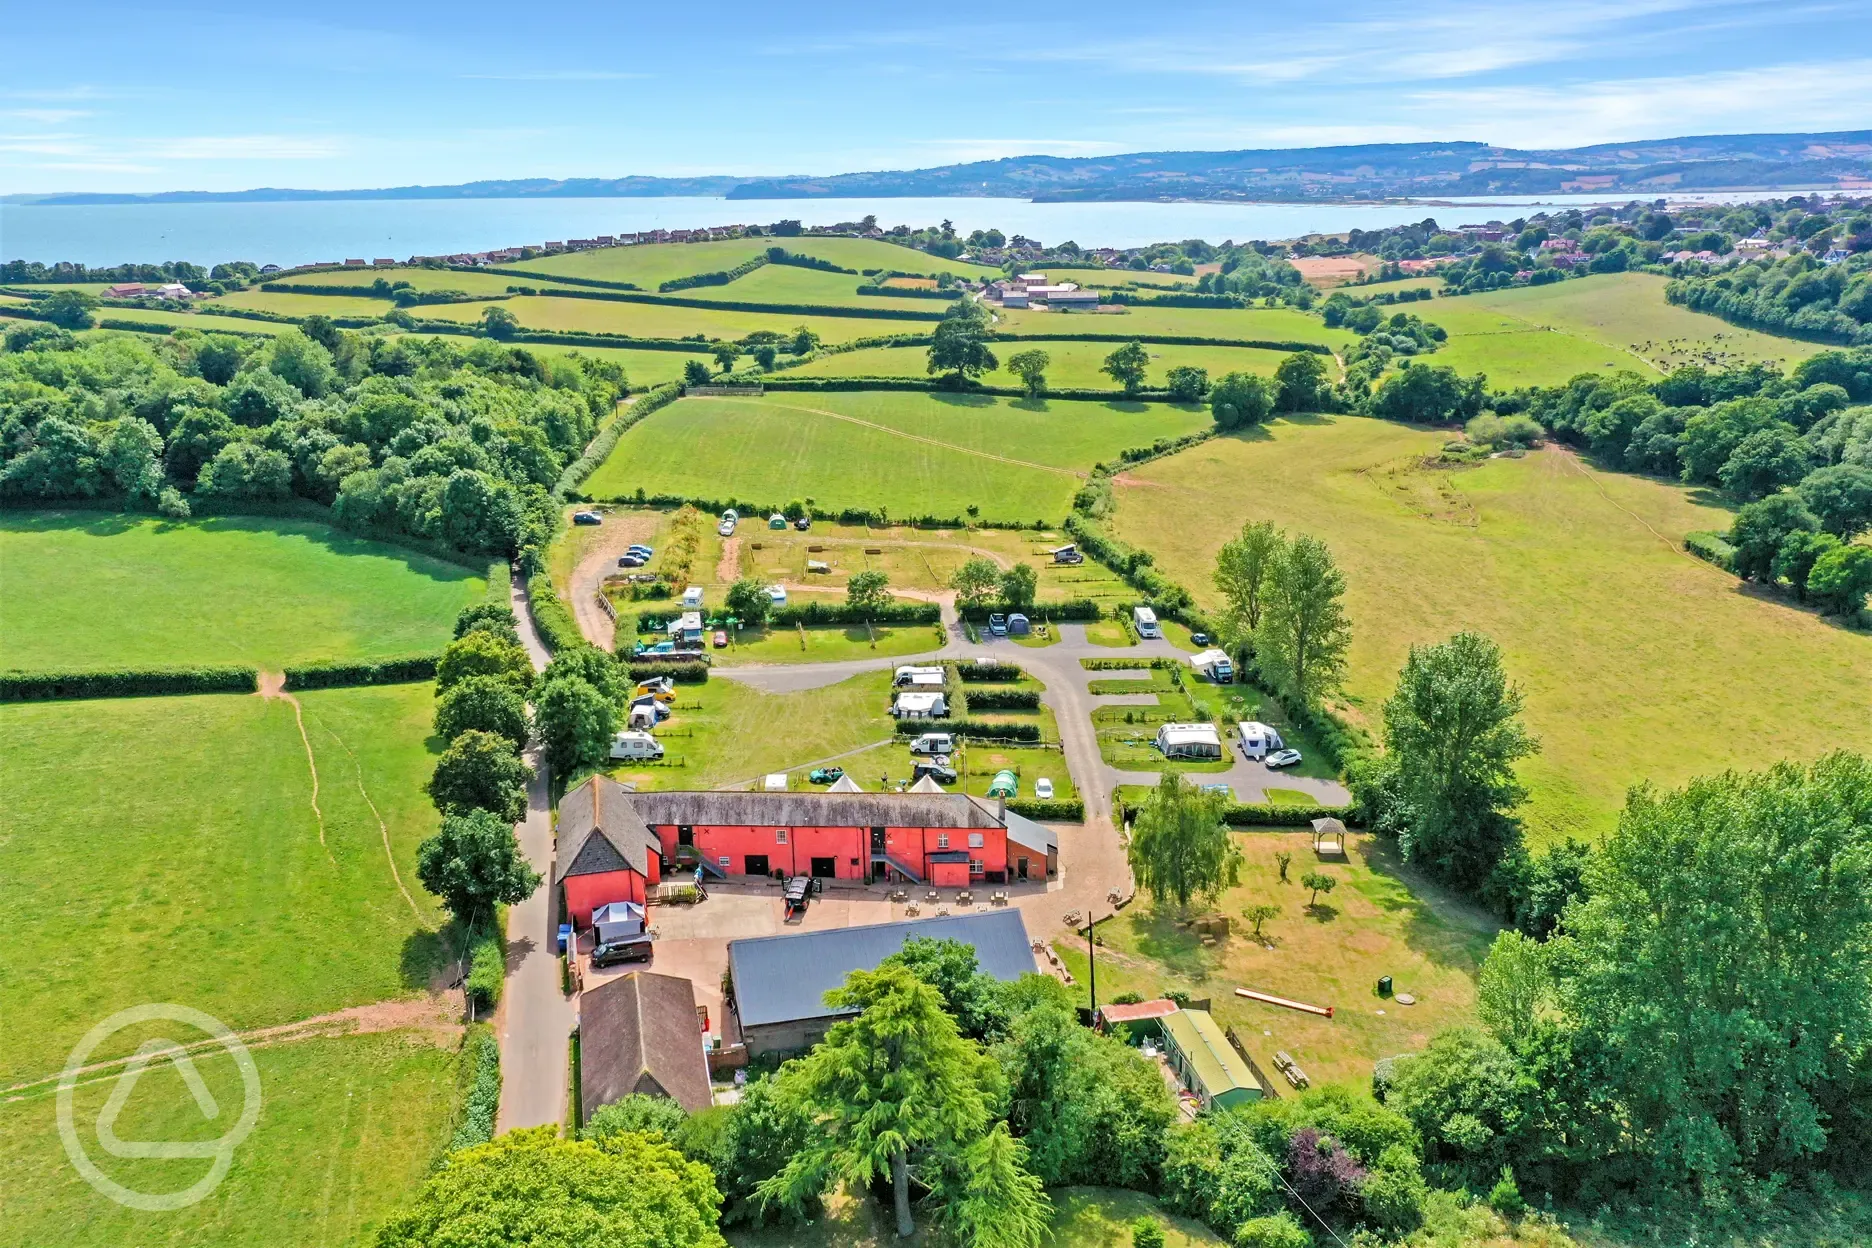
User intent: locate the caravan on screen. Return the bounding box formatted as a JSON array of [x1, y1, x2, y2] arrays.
[[1155, 722, 1222, 759], [893, 665, 946, 687], [1235, 721, 1285, 760], [891, 691, 950, 719], [1190, 648, 1234, 682]]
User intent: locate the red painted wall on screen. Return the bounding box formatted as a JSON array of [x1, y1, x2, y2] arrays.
[[931, 860, 971, 887], [651, 822, 1007, 883], [564, 868, 645, 926]]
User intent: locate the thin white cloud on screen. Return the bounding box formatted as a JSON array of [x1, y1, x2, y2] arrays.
[[1406, 59, 1872, 148]]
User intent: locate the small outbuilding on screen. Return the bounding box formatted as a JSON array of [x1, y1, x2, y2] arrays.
[[579, 971, 712, 1120], [1311, 817, 1347, 858], [1160, 1007, 1262, 1111], [1156, 722, 1222, 760]]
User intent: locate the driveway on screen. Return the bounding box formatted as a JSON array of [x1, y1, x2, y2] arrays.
[[496, 574, 575, 1132]]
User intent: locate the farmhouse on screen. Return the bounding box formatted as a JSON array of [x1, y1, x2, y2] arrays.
[[1156, 722, 1223, 760], [728, 909, 1035, 1054], [579, 970, 712, 1119], [553, 779, 1058, 920]]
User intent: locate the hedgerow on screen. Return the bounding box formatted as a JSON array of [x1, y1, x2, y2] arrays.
[[622, 660, 710, 683], [958, 599, 1102, 623], [957, 661, 1023, 682], [1007, 798, 1084, 821], [963, 688, 1041, 710], [556, 382, 682, 496], [447, 1027, 502, 1152], [0, 665, 258, 700], [282, 655, 440, 689], [892, 717, 1042, 741]]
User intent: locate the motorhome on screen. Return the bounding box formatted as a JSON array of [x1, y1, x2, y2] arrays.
[[681, 586, 705, 608], [609, 730, 665, 761], [1190, 648, 1234, 682], [1132, 606, 1161, 639], [893, 665, 946, 687]]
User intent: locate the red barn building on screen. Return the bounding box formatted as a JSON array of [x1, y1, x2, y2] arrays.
[[553, 779, 1057, 927]]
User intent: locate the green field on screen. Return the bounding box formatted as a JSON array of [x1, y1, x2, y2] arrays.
[[1108, 415, 1872, 842], [0, 513, 486, 672], [0, 684, 448, 1080], [1040, 266, 1195, 289], [406, 335, 704, 388], [83, 308, 290, 336], [418, 294, 925, 344], [680, 263, 948, 314], [508, 236, 997, 290], [788, 339, 1294, 388], [283, 266, 519, 296], [585, 392, 1210, 520], [212, 289, 400, 318], [1428, 273, 1822, 383], [0, 1029, 460, 1248], [995, 303, 1352, 348]]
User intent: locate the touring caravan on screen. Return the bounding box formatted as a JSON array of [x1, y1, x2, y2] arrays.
[[1155, 722, 1222, 759], [893, 665, 946, 687], [891, 691, 950, 719], [1236, 721, 1285, 760]]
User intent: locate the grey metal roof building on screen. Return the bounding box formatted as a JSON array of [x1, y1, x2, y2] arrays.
[[727, 909, 1036, 1055]]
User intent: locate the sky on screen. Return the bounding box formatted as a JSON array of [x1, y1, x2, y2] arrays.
[[2, 0, 1870, 195]]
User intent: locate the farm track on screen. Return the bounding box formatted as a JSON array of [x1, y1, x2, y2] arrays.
[[260, 672, 334, 865], [315, 718, 426, 921], [754, 399, 1088, 478]]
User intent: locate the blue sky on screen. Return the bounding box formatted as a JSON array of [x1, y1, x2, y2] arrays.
[[2, 0, 1868, 194]]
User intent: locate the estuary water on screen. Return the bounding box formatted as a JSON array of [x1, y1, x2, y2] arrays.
[[0, 190, 1834, 269]]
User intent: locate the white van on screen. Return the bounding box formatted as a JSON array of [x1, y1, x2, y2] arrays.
[[610, 730, 665, 761], [1236, 721, 1284, 760], [893, 665, 946, 686], [909, 732, 955, 755], [1132, 605, 1161, 638]]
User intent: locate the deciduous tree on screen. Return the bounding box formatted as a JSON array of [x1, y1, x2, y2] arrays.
[[1253, 534, 1350, 706], [1210, 371, 1273, 430], [416, 807, 541, 927], [435, 674, 531, 751], [428, 729, 534, 822], [533, 676, 617, 774], [846, 569, 889, 614], [1214, 520, 1285, 645], [1127, 773, 1242, 910], [437, 630, 535, 694], [725, 577, 773, 626], [1005, 349, 1050, 398], [1102, 340, 1151, 396], [951, 556, 1001, 608], [998, 561, 1037, 608]]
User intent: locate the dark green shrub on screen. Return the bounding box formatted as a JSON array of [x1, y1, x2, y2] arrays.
[[0, 665, 257, 701]]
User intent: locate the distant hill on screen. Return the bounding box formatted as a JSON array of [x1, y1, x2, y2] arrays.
[[11, 131, 1869, 206]]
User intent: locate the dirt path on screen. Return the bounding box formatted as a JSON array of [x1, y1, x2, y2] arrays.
[[1553, 445, 1698, 563], [756, 399, 1087, 478], [716, 534, 741, 582], [316, 720, 425, 921], [6, 997, 461, 1096], [260, 672, 334, 865], [567, 511, 662, 650]]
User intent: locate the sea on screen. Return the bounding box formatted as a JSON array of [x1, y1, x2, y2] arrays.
[[0, 190, 1840, 269]]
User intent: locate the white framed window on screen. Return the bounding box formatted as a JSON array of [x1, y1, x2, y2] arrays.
[[717, 856, 730, 867], [970, 858, 985, 875], [937, 833, 950, 849], [968, 832, 984, 848], [776, 829, 788, 844]]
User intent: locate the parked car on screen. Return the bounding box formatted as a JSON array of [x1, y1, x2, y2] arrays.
[[627, 544, 654, 558], [718, 517, 737, 536], [1191, 632, 1210, 646], [572, 510, 602, 526], [809, 766, 844, 784], [712, 630, 728, 648], [794, 516, 811, 530], [1265, 748, 1303, 769], [912, 761, 958, 784], [591, 936, 654, 967], [987, 613, 1008, 636], [783, 875, 816, 918], [1035, 778, 1054, 800], [617, 554, 646, 568], [1203, 783, 1233, 798], [908, 733, 955, 756]]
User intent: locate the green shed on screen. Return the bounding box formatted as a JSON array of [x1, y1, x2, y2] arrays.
[[1160, 1008, 1262, 1111]]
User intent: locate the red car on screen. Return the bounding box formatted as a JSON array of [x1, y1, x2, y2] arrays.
[[712, 630, 728, 648]]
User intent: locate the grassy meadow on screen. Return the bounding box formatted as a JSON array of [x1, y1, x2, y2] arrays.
[[507, 236, 998, 290], [680, 262, 948, 314], [994, 303, 1353, 348], [0, 1029, 461, 1248], [1055, 830, 1497, 1089], [418, 294, 923, 344], [584, 392, 1209, 520], [0, 684, 448, 1081], [212, 289, 404, 318], [281, 266, 518, 296], [1107, 415, 1872, 842], [788, 339, 1293, 388], [406, 336, 705, 388], [0, 513, 485, 672]]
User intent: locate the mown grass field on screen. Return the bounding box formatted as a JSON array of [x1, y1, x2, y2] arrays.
[[283, 266, 517, 296], [0, 684, 448, 1081], [0, 1029, 460, 1248], [418, 294, 925, 344], [681, 263, 950, 314], [508, 236, 998, 289], [86, 308, 289, 336], [1425, 273, 1822, 384], [405, 335, 705, 388], [1041, 266, 1195, 288], [787, 339, 1294, 387], [585, 392, 1209, 521], [1055, 830, 1496, 1089], [0, 513, 485, 671], [1108, 415, 1872, 842], [212, 289, 403, 318], [994, 304, 1353, 348]]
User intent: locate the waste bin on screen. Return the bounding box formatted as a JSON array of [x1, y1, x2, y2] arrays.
[[557, 924, 573, 955], [1377, 975, 1393, 997]]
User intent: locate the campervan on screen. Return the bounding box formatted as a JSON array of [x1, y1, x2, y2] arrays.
[[1132, 606, 1161, 638], [1190, 648, 1234, 682], [609, 730, 665, 761], [1236, 721, 1285, 761], [908, 732, 956, 756]]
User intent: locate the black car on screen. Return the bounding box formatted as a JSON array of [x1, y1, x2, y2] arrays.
[[783, 875, 818, 917], [794, 516, 811, 530], [912, 761, 959, 784], [590, 936, 654, 967]]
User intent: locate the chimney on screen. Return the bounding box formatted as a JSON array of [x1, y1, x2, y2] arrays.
[[997, 794, 1006, 824]]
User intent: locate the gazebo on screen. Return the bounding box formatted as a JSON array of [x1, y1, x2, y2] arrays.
[[1311, 817, 1347, 858]]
